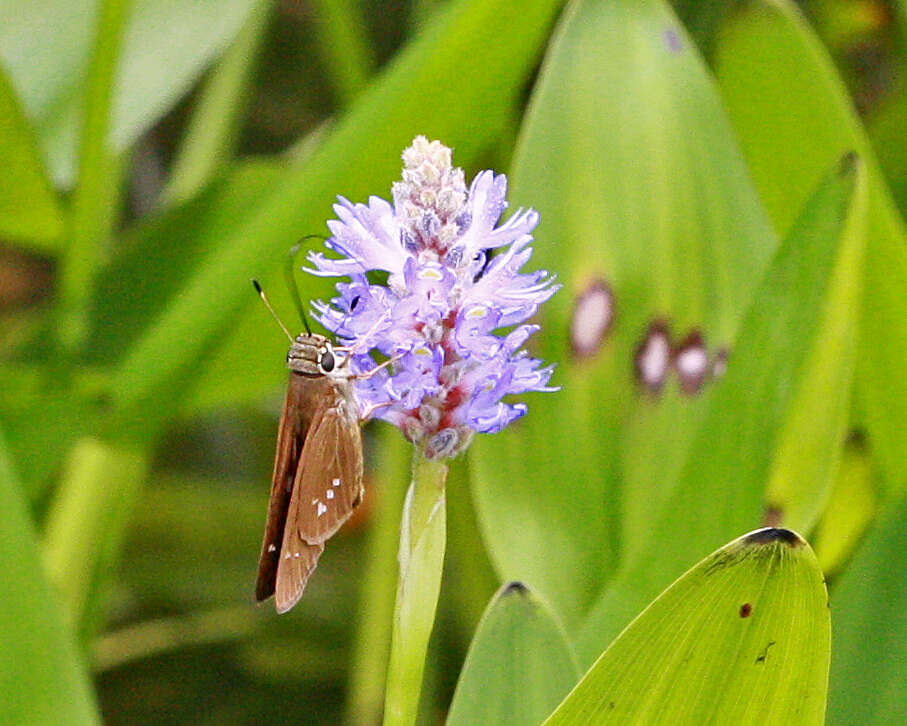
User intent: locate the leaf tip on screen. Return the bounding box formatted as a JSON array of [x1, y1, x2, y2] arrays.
[[502, 581, 529, 596], [837, 150, 859, 177]]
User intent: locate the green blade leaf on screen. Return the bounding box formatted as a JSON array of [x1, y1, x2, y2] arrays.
[[715, 0, 907, 496], [447, 583, 580, 726], [827, 492, 907, 724], [0, 63, 62, 246], [471, 0, 775, 631], [543, 528, 830, 725], [578, 154, 864, 664], [0, 429, 101, 726]]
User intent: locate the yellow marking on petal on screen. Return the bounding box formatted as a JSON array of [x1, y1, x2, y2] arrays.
[[466, 306, 488, 318]]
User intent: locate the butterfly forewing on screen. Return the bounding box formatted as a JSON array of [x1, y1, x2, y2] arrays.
[[294, 394, 364, 544]]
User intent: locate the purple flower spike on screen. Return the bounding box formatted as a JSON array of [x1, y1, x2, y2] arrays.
[[307, 136, 560, 459]]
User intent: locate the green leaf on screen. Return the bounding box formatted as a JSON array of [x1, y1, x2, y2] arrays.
[[714, 0, 907, 495], [578, 155, 864, 664], [0, 63, 62, 246], [105, 0, 564, 436], [0, 0, 260, 185], [447, 583, 580, 726], [543, 528, 830, 725], [0, 428, 101, 726], [827, 492, 907, 724], [471, 0, 776, 630]]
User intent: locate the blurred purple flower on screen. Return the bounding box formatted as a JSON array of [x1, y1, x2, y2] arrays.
[[308, 136, 559, 459]]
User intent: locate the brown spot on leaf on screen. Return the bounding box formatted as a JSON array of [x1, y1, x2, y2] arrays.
[[634, 320, 671, 392], [755, 640, 776, 664], [739, 603, 752, 618], [712, 347, 729, 379], [570, 280, 615, 358], [673, 330, 709, 395]]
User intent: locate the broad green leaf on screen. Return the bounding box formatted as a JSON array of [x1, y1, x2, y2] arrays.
[[812, 433, 877, 576], [0, 63, 62, 246], [827, 492, 907, 724], [578, 156, 863, 665], [471, 0, 776, 630], [0, 0, 259, 185], [715, 0, 907, 494], [0, 428, 101, 726], [106, 0, 565, 435], [544, 528, 830, 725], [447, 583, 579, 726]]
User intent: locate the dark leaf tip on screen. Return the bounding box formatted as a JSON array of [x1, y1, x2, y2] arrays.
[[838, 150, 859, 176], [743, 527, 804, 549], [503, 581, 529, 596]]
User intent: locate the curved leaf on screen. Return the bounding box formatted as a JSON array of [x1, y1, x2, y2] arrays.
[[543, 528, 830, 725], [447, 583, 579, 726]]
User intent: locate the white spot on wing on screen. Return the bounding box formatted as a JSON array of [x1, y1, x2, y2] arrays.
[[317, 501, 328, 517], [326, 489, 335, 499], [332, 478, 341, 487], [267, 544, 276, 553]]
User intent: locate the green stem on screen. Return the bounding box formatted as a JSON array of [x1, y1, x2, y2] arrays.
[[59, 0, 130, 353], [163, 0, 273, 205], [382, 447, 448, 726], [345, 429, 411, 726]]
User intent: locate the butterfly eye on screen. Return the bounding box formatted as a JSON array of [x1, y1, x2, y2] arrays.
[[319, 348, 335, 373]]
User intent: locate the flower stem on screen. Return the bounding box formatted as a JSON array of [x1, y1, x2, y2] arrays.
[[382, 447, 448, 726]]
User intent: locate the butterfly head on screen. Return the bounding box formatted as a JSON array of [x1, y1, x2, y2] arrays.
[[287, 333, 349, 378]]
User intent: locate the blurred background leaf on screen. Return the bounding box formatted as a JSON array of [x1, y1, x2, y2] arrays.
[[0, 428, 101, 726], [0, 65, 63, 247], [827, 490, 907, 724]]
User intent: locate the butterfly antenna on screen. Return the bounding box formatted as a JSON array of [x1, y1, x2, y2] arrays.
[[285, 235, 327, 336], [251, 279, 294, 343]]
